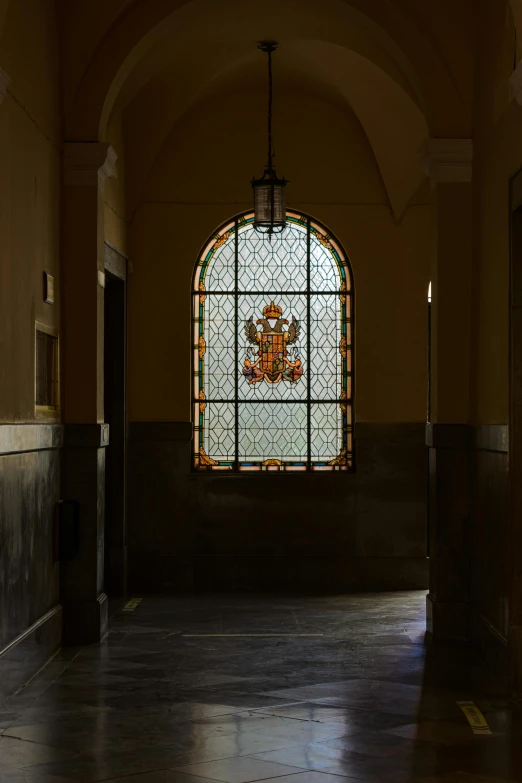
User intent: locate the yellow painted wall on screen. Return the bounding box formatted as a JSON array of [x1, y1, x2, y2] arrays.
[[127, 88, 432, 423], [0, 0, 61, 422], [472, 0, 522, 424]]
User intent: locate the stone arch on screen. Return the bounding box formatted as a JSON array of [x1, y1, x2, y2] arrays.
[[64, 0, 471, 143]]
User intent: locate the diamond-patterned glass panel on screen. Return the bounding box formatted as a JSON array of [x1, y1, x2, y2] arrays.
[[194, 211, 353, 471], [310, 403, 343, 462], [310, 294, 342, 400], [204, 403, 235, 461], [202, 295, 236, 400], [238, 403, 308, 462], [204, 236, 236, 291], [237, 222, 308, 292], [310, 233, 342, 292]]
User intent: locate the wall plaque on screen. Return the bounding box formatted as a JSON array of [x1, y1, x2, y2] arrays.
[[44, 271, 54, 304]]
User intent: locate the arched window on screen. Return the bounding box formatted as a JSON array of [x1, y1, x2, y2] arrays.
[[193, 210, 353, 471]]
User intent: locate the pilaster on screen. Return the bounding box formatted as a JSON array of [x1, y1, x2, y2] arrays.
[[419, 139, 473, 189], [510, 173, 522, 695], [420, 139, 473, 641], [61, 143, 116, 645]]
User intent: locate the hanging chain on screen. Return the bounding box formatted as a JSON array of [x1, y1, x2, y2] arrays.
[[267, 46, 273, 171], [259, 42, 277, 173]]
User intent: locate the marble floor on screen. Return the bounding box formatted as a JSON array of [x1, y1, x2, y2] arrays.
[[1, 592, 522, 783]]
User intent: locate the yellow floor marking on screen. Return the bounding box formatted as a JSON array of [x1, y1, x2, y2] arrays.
[[182, 633, 324, 637], [122, 598, 143, 612], [457, 701, 492, 735]]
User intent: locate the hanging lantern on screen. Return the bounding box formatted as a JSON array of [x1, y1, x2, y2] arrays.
[[252, 42, 288, 236]]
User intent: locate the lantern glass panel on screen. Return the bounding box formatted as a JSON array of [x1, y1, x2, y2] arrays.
[[253, 183, 286, 229]]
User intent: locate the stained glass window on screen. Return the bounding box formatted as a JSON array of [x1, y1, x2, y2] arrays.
[[193, 211, 353, 471]]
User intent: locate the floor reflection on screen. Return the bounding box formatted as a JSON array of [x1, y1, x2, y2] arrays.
[[0, 592, 520, 783]]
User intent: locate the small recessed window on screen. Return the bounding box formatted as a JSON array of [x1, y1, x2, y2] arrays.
[[35, 323, 59, 417]]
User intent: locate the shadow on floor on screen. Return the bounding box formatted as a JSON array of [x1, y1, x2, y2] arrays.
[[0, 592, 521, 783]]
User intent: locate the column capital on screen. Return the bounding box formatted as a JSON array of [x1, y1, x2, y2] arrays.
[[510, 60, 522, 106], [0, 68, 11, 104], [63, 142, 117, 187], [419, 138, 473, 189]]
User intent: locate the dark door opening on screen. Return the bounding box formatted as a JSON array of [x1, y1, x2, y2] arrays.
[[427, 282, 431, 558], [104, 270, 127, 614], [509, 198, 522, 687]]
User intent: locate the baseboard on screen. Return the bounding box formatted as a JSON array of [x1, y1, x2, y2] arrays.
[[129, 555, 429, 592], [0, 605, 62, 704]]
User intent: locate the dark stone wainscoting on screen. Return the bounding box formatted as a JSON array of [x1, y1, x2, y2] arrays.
[[128, 422, 429, 592], [0, 425, 63, 702], [426, 422, 510, 671], [61, 423, 110, 645], [469, 425, 509, 683]]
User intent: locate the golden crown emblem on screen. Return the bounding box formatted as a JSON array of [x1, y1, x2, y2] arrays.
[[263, 301, 283, 319]]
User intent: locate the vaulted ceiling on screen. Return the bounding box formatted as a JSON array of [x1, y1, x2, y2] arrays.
[[56, 0, 475, 220]]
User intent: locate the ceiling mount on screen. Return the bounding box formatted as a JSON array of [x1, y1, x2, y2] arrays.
[[258, 41, 278, 54]]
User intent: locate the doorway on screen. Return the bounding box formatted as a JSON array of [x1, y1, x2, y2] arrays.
[[509, 173, 522, 690], [104, 259, 127, 614]]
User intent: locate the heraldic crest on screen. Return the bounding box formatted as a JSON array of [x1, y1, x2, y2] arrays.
[[243, 302, 303, 385]]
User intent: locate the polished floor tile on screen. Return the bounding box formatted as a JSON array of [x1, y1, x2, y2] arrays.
[[414, 774, 520, 783], [172, 757, 303, 783], [255, 773, 364, 783], [191, 713, 353, 743], [0, 771, 75, 783], [0, 737, 75, 768], [0, 593, 520, 783], [248, 742, 360, 772], [384, 720, 483, 744]]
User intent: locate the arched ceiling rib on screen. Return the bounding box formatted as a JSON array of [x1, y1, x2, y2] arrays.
[[59, 0, 473, 222], [63, 0, 472, 141], [122, 39, 428, 221], [105, 0, 425, 128], [511, 0, 522, 40]]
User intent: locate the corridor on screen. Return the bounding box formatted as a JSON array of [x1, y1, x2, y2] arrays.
[[1, 593, 520, 783]]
